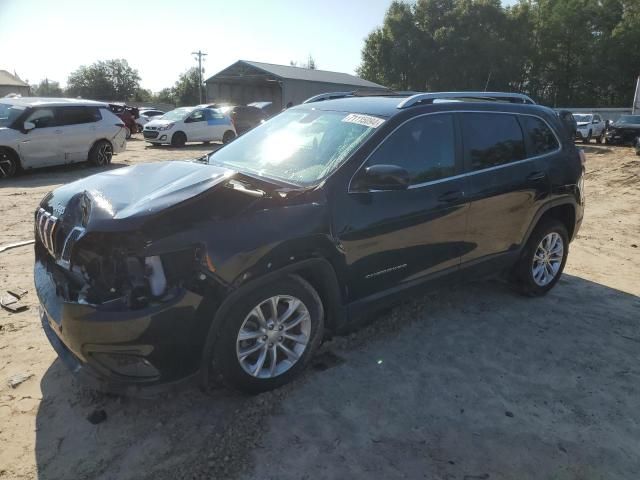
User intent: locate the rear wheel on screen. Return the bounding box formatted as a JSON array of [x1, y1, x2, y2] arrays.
[[512, 219, 569, 297], [171, 131, 186, 147], [88, 140, 113, 167], [223, 130, 236, 144], [207, 275, 324, 394], [0, 149, 19, 179], [582, 130, 592, 144]]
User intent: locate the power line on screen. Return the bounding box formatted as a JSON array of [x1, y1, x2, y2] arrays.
[[192, 50, 208, 104]]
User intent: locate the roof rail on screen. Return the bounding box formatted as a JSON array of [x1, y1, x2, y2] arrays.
[[303, 91, 355, 104], [397, 92, 536, 109]]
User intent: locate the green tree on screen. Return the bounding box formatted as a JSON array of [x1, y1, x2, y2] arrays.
[[358, 0, 640, 107], [172, 67, 201, 106], [152, 87, 177, 106], [66, 59, 141, 101], [31, 79, 64, 97]]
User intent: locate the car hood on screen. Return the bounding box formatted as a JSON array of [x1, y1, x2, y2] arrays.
[[145, 118, 178, 128], [611, 123, 640, 129], [40, 161, 237, 231]]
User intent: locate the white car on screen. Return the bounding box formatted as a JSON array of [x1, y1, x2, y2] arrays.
[[143, 107, 236, 146], [136, 108, 165, 132], [572, 113, 606, 144], [0, 97, 127, 179]]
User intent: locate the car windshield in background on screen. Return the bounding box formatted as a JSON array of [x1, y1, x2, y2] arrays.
[[572, 114, 592, 122], [207, 109, 384, 186], [161, 108, 193, 121], [0, 102, 26, 128], [616, 115, 640, 124]]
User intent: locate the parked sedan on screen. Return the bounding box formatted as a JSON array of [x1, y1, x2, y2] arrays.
[[605, 114, 640, 145], [143, 107, 236, 146]]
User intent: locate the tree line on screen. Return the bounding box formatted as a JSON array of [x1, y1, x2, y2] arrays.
[[358, 0, 640, 107], [31, 59, 203, 106]]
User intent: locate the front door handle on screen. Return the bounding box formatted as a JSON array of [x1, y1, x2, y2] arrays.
[[438, 190, 463, 203], [527, 171, 546, 181]]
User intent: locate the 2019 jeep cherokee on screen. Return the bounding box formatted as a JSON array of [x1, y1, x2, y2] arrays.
[[35, 92, 584, 394]]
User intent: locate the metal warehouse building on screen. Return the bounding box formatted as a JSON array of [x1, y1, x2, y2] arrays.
[[205, 60, 386, 112]]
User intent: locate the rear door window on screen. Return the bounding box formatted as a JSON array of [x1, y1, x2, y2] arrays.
[[462, 113, 526, 170], [520, 116, 559, 156], [57, 106, 101, 126], [366, 113, 457, 185]]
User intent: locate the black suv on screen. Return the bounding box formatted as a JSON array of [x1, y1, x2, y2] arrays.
[[35, 92, 585, 394]]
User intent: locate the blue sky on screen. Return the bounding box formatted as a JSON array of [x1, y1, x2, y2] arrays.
[[0, 0, 518, 92]]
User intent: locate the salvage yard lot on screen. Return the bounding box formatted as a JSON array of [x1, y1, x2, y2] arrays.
[[1, 137, 639, 480]]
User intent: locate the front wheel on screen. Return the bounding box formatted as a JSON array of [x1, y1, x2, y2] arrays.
[[222, 130, 236, 144], [512, 219, 569, 296], [0, 149, 19, 179], [171, 131, 187, 147], [207, 275, 324, 394]]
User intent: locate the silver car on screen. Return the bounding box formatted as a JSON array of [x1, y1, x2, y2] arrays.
[[0, 97, 127, 179]]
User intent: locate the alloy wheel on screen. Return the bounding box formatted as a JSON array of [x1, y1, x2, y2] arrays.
[[531, 232, 564, 286], [0, 153, 16, 178], [235, 295, 311, 379]]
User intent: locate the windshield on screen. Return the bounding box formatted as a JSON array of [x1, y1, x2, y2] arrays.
[[572, 114, 592, 123], [160, 108, 193, 121], [616, 115, 640, 124], [0, 102, 26, 128], [207, 109, 384, 186]]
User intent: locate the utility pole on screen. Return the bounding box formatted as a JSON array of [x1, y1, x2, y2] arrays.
[[192, 50, 208, 104]]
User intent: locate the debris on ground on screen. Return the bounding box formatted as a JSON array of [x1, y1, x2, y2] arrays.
[[7, 287, 28, 299], [0, 239, 35, 254], [7, 373, 34, 388], [1, 293, 28, 313]]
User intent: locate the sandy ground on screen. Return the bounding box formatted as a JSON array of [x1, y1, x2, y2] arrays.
[[0, 137, 638, 480]]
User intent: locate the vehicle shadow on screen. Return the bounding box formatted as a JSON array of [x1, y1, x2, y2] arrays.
[[33, 274, 640, 479]]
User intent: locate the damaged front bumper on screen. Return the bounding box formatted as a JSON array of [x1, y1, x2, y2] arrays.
[[36, 260, 205, 394]]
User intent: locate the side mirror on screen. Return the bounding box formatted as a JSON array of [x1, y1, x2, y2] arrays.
[[23, 121, 36, 132], [352, 164, 410, 191]]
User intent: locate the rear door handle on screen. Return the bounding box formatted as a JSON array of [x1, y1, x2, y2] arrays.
[[438, 190, 463, 203], [527, 171, 546, 181]]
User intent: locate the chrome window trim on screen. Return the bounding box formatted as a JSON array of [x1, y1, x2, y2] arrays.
[[348, 110, 562, 193]]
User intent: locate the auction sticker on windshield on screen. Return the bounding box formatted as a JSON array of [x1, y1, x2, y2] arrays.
[[342, 113, 385, 129]]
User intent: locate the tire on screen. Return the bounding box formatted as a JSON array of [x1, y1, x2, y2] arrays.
[[171, 131, 186, 147], [88, 140, 113, 167], [125, 127, 131, 140], [512, 218, 569, 297], [222, 130, 236, 144], [0, 149, 19, 179], [207, 274, 324, 394], [582, 130, 591, 144], [596, 131, 604, 144]]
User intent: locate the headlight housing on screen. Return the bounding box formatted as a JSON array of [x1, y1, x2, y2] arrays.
[[157, 123, 175, 131]]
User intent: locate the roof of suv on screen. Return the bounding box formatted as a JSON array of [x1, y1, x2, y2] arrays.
[[0, 97, 107, 108], [299, 92, 558, 121]]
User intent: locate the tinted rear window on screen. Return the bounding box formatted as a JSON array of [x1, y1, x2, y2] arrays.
[[57, 106, 101, 126], [521, 116, 559, 156], [462, 113, 526, 170]]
